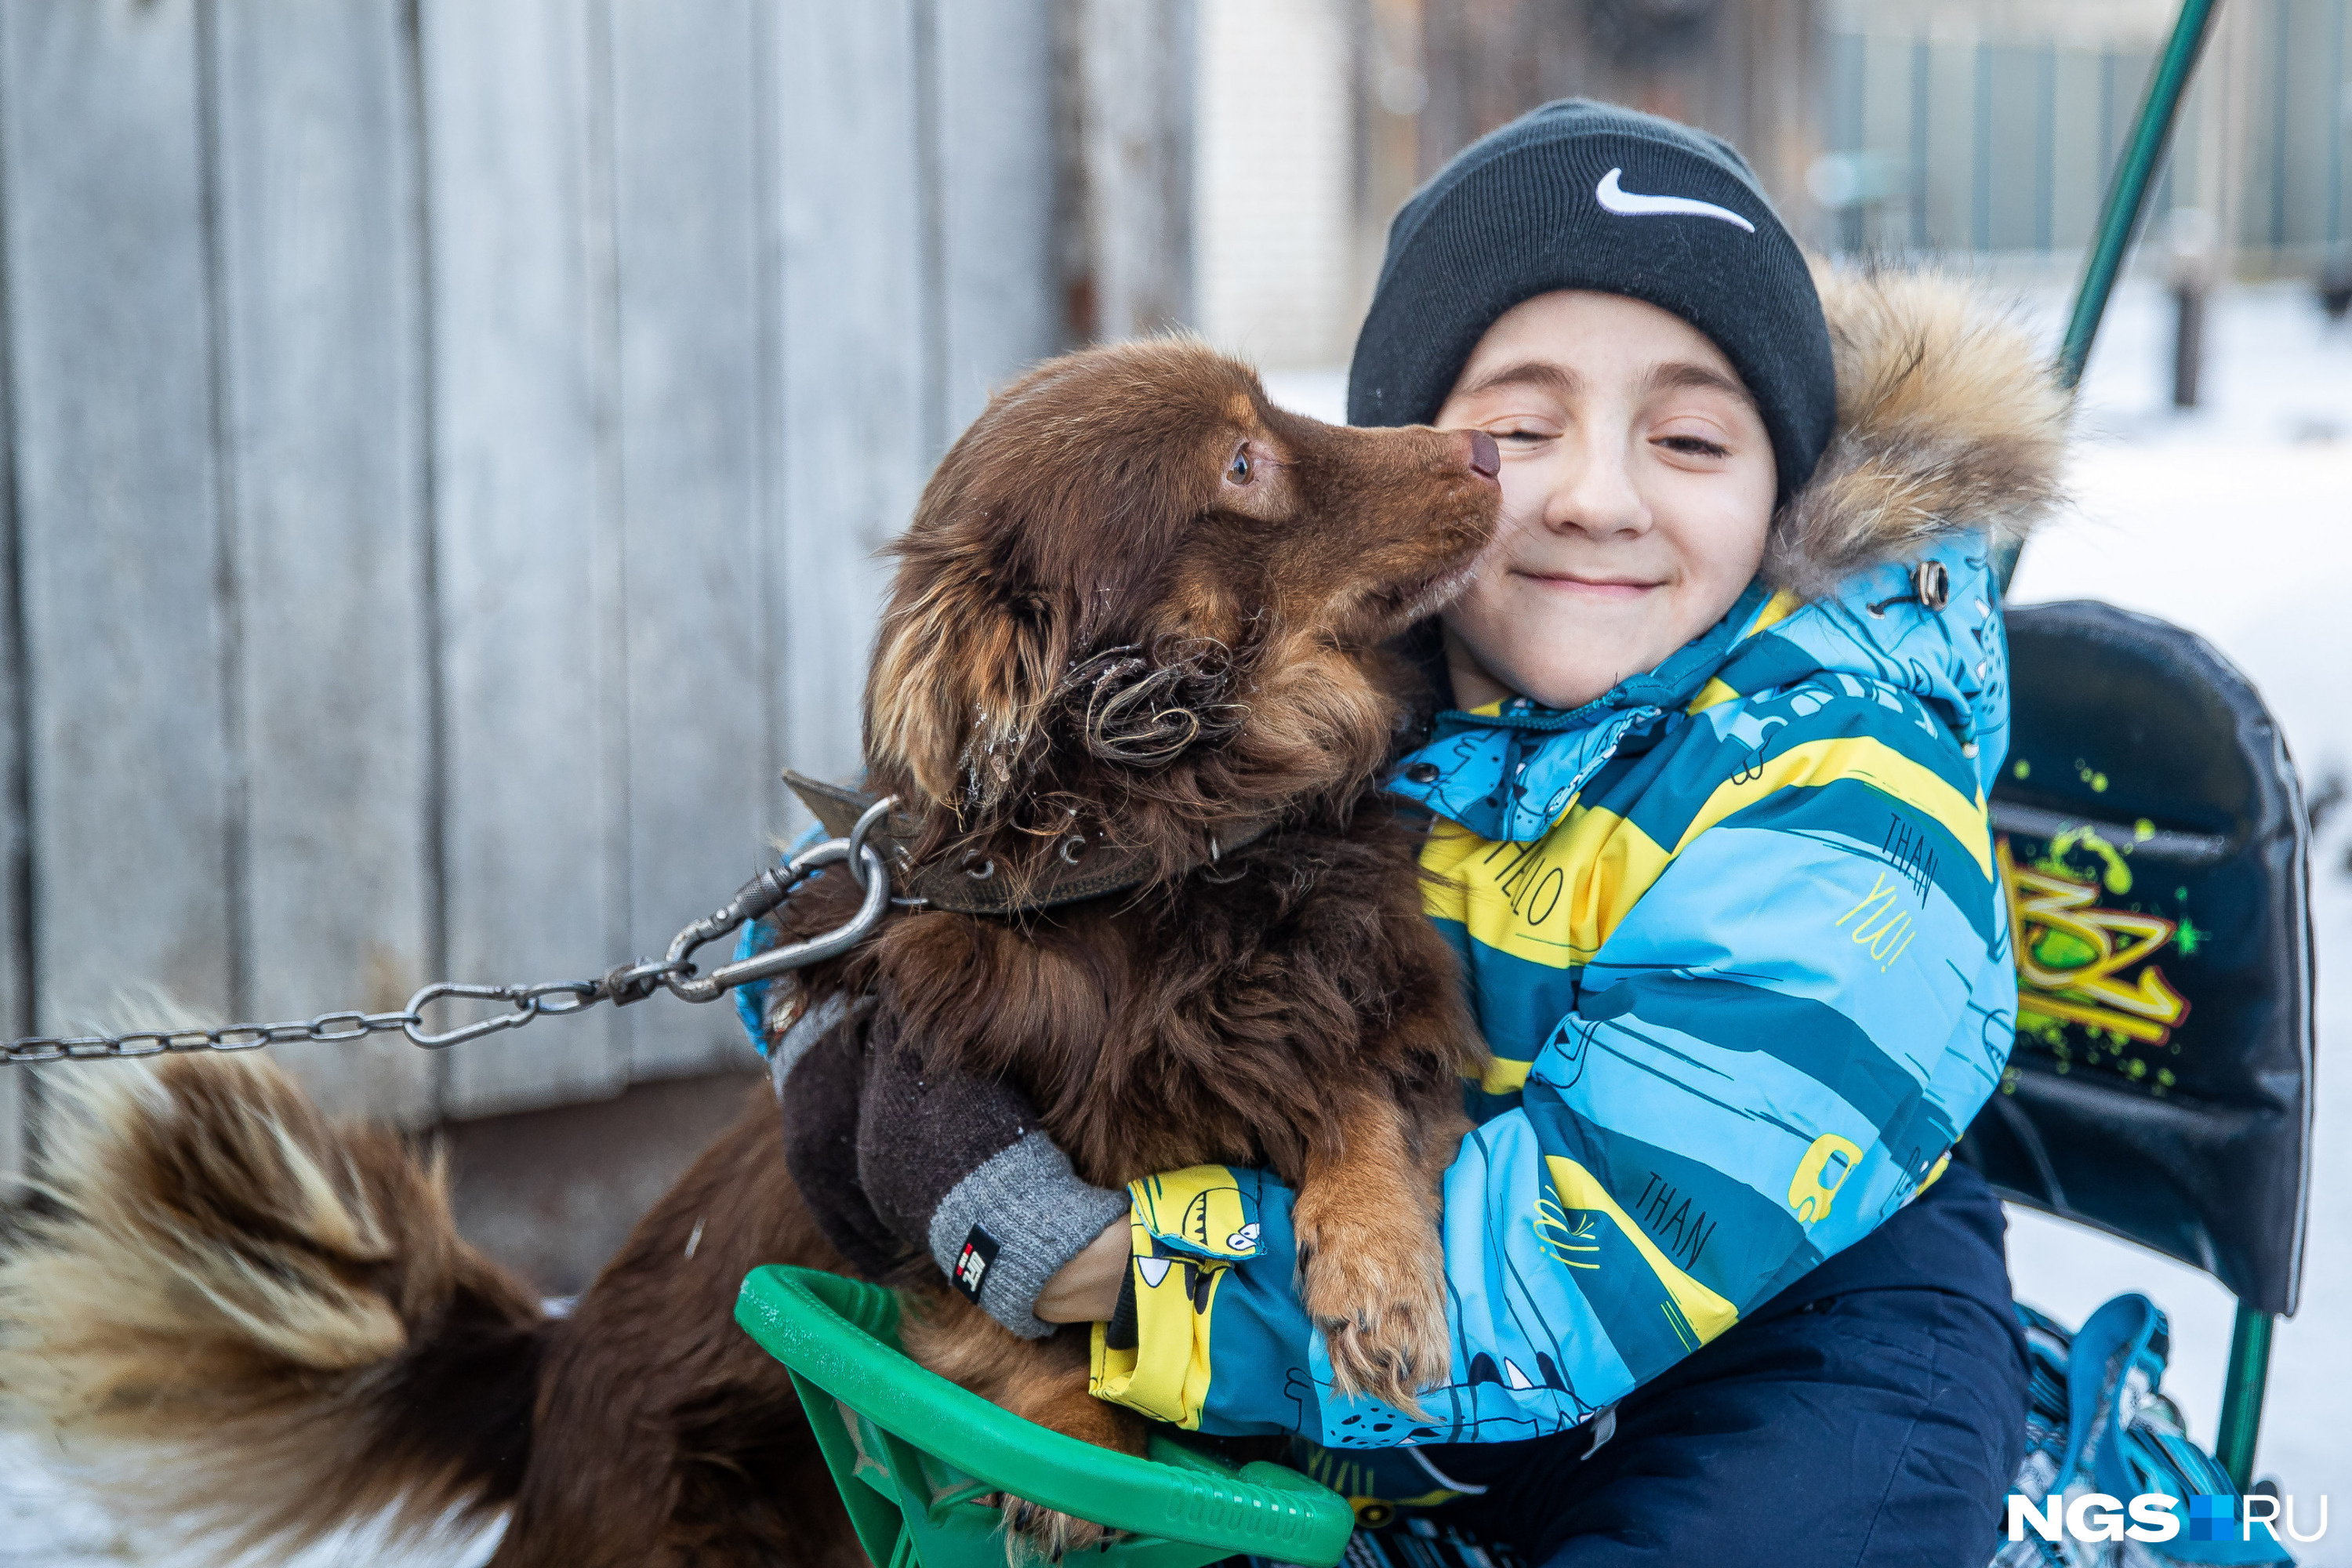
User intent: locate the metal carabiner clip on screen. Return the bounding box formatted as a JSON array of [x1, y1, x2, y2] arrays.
[[661, 796, 897, 1004], [402, 982, 539, 1050]]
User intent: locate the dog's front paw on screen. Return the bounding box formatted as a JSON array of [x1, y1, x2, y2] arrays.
[[1297, 1216, 1451, 1415], [1000, 1497, 1118, 1564]]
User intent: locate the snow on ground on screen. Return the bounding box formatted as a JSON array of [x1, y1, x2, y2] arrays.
[[0, 1447, 130, 1567], [0, 1442, 504, 1568], [7, 280, 2347, 1563]]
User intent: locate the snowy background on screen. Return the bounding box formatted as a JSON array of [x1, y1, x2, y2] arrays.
[[2000, 279, 2352, 1534], [5, 276, 2347, 1562]]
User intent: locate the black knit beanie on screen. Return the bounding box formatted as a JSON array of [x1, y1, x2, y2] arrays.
[[1348, 100, 1835, 506]]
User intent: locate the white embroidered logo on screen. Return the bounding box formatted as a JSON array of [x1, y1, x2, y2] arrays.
[[1594, 168, 1755, 233]]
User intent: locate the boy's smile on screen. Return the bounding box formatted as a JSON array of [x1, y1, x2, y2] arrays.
[[1432, 290, 1777, 712]]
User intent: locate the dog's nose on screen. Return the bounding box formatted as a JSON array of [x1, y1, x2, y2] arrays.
[[1466, 430, 1500, 481]]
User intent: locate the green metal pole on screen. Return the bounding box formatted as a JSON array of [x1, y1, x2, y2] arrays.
[[1997, 0, 2225, 593], [2055, 0, 2225, 390], [2216, 1302, 2275, 1491]]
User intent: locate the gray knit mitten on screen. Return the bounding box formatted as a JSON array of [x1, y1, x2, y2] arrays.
[[855, 1007, 1127, 1339]]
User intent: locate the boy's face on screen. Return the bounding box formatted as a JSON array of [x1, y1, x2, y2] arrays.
[[1432, 290, 1776, 712]]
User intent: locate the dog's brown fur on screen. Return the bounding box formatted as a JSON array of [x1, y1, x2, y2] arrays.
[[844, 338, 1501, 1195], [0, 270, 2072, 1566], [2, 1057, 862, 1566], [0, 338, 1500, 1567], [0, 1053, 543, 1557], [767, 336, 1503, 1552]]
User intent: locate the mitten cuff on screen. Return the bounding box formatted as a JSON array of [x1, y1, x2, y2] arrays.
[[927, 1132, 1128, 1340]]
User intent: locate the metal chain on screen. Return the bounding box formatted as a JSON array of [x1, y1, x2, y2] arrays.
[[0, 797, 898, 1069], [0, 1007, 434, 1067]]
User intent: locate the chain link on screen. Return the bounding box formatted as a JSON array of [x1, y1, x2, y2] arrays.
[[0, 1007, 425, 1066], [0, 799, 898, 1068]]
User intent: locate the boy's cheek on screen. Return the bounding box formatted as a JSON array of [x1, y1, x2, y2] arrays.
[[1436, 592, 1517, 706], [1443, 582, 1663, 710]]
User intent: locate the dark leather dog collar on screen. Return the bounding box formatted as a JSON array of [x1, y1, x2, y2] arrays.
[[782, 771, 1280, 917]]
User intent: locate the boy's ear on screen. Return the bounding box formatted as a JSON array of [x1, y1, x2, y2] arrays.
[[1065, 638, 1244, 769], [866, 568, 1064, 813]]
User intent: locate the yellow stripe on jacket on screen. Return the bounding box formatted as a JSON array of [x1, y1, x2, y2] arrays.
[[1422, 732, 1992, 978], [1425, 731, 1993, 1095]]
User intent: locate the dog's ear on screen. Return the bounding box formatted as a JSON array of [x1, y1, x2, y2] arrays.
[[866, 564, 1064, 813], [1063, 638, 1245, 770]]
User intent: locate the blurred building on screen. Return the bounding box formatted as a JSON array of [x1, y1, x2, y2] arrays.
[[1193, 0, 2352, 373], [1195, 0, 1823, 370], [1818, 0, 2350, 277]]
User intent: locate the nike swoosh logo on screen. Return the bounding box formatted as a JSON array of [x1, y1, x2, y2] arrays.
[[1594, 168, 1755, 233]]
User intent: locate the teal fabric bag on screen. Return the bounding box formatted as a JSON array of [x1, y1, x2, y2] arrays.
[[1996, 1294, 2292, 1567]]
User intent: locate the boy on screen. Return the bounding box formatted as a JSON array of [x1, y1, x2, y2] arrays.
[[789, 101, 2067, 1564]]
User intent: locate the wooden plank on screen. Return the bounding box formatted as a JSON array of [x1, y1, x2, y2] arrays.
[[933, 0, 1062, 437], [0, 4, 235, 1035], [772, 0, 930, 804], [0, 244, 27, 1185], [605, 0, 771, 1080], [209, 0, 435, 1123], [1073, 0, 1196, 339], [421, 0, 624, 1116]]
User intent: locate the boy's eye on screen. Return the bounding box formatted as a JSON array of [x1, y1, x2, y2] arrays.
[[1656, 434, 1730, 459], [1493, 426, 1550, 445]]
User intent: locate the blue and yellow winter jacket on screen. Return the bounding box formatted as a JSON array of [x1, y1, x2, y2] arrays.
[[1087, 271, 2069, 1450]]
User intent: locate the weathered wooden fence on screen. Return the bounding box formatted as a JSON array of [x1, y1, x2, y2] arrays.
[[0, 0, 1071, 1171]]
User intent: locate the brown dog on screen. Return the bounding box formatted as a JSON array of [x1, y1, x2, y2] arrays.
[[0, 338, 1497, 1567], [776, 336, 1501, 1551]]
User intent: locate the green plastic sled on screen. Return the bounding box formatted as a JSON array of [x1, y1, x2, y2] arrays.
[[733, 1265, 1356, 1568]]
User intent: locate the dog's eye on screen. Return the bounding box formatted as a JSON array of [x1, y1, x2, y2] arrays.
[[1227, 448, 1251, 484]]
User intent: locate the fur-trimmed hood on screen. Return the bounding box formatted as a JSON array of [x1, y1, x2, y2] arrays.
[[1766, 263, 2071, 599]]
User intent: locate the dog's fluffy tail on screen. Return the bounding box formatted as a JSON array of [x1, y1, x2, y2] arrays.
[[0, 1050, 545, 1559]]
